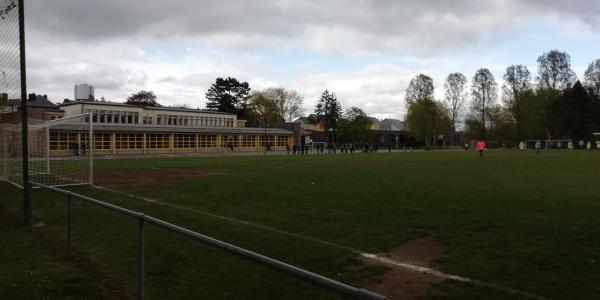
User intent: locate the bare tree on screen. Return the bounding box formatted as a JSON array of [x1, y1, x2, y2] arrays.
[[405, 74, 434, 105], [503, 65, 531, 139], [444, 73, 467, 132], [262, 87, 304, 122], [537, 50, 577, 92], [584, 59, 600, 97], [470, 68, 497, 139]]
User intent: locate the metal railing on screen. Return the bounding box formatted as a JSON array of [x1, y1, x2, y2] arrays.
[[31, 182, 388, 300]]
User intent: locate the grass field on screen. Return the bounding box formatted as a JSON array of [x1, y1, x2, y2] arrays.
[[2, 150, 600, 299]]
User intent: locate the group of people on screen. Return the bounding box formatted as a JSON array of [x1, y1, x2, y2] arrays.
[[470, 139, 600, 158], [287, 143, 380, 155]]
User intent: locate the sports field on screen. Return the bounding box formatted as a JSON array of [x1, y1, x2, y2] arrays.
[[2, 150, 600, 299]]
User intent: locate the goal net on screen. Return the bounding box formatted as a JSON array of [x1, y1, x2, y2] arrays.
[[0, 113, 93, 188], [523, 140, 572, 150]]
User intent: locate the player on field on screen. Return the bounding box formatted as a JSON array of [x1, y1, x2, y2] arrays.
[[476, 140, 486, 158]]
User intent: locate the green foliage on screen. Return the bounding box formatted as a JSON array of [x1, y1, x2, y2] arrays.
[[126, 90, 160, 107], [205, 77, 251, 117], [337, 107, 372, 143], [314, 90, 342, 139], [406, 99, 451, 146], [552, 81, 600, 140], [249, 91, 285, 124]]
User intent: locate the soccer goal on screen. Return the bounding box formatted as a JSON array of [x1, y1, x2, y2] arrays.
[[523, 140, 572, 150], [0, 113, 93, 188]]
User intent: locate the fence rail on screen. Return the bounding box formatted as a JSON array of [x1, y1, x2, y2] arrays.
[[30, 181, 388, 300]]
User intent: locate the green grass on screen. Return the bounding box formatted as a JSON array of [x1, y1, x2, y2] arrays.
[[2, 150, 600, 299], [0, 200, 103, 299]]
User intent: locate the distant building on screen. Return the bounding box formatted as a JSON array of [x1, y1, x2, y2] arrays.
[[379, 118, 406, 131], [368, 117, 380, 129], [74, 84, 94, 101], [0, 93, 64, 123]]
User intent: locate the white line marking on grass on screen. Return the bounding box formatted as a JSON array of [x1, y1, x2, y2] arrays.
[[94, 185, 549, 300]]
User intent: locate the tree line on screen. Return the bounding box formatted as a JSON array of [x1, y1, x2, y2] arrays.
[[124, 49, 600, 147], [406, 49, 600, 146]]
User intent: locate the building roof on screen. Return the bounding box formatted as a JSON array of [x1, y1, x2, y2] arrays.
[[59, 100, 236, 116], [379, 118, 405, 131], [6, 94, 63, 111]]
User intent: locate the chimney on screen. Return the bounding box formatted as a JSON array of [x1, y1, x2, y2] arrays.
[[28, 93, 36, 102]]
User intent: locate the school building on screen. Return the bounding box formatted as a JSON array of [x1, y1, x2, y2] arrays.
[[49, 101, 301, 155]]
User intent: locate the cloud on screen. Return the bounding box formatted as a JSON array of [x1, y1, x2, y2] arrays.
[[19, 0, 600, 119], [26, 0, 600, 56]]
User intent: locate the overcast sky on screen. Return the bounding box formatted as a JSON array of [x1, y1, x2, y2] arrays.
[[25, 0, 600, 119]]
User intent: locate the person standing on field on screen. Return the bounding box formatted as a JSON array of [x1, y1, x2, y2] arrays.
[[535, 140, 542, 154], [476, 140, 486, 158]]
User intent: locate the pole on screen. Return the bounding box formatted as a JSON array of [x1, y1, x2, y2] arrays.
[[18, 0, 31, 228], [137, 215, 145, 300], [67, 193, 72, 257], [88, 112, 93, 185], [46, 127, 50, 175]]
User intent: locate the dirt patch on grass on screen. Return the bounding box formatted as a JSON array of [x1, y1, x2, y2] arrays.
[[360, 233, 445, 300], [94, 169, 214, 187]]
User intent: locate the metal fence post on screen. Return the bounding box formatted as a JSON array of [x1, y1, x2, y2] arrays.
[[66, 193, 72, 257], [137, 214, 145, 300]]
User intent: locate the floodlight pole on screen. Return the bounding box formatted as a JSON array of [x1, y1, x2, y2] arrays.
[[19, 0, 32, 228]]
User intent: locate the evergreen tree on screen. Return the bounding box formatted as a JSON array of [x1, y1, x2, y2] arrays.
[[205, 77, 251, 117], [314, 90, 343, 142]]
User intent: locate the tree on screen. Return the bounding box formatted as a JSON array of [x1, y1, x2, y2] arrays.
[[537, 50, 577, 92], [205, 77, 251, 117], [584, 59, 600, 97], [552, 81, 600, 140], [487, 106, 517, 145], [502, 65, 531, 140], [470, 68, 497, 139], [519, 88, 555, 140], [443, 73, 467, 133], [406, 99, 451, 147], [261, 87, 304, 122], [249, 91, 284, 124], [314, 90, 343, 142], [338, 107, 372, 144], [405, 74, 435, 105], [126, 90, 160, 106]]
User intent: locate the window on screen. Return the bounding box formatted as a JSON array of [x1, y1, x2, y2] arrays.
[[146, 134, 170, 149], [220, 135, 239, 148], [174, 134, 195, 149], [49, 132, 78, 151], [241, 135, 257, 148], [277, 136, 289, 147], [92, 133, 111, 150], [259, 135, 274, 147], [115, 134, 143, 150], [199, 135, 217, 149]]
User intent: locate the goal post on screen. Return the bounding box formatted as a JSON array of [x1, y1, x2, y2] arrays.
[[523, 140, 572, 150], [0, 113, 94, 188]]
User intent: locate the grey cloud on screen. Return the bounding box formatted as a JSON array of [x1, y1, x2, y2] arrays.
[[26, 0, 600, 56]]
